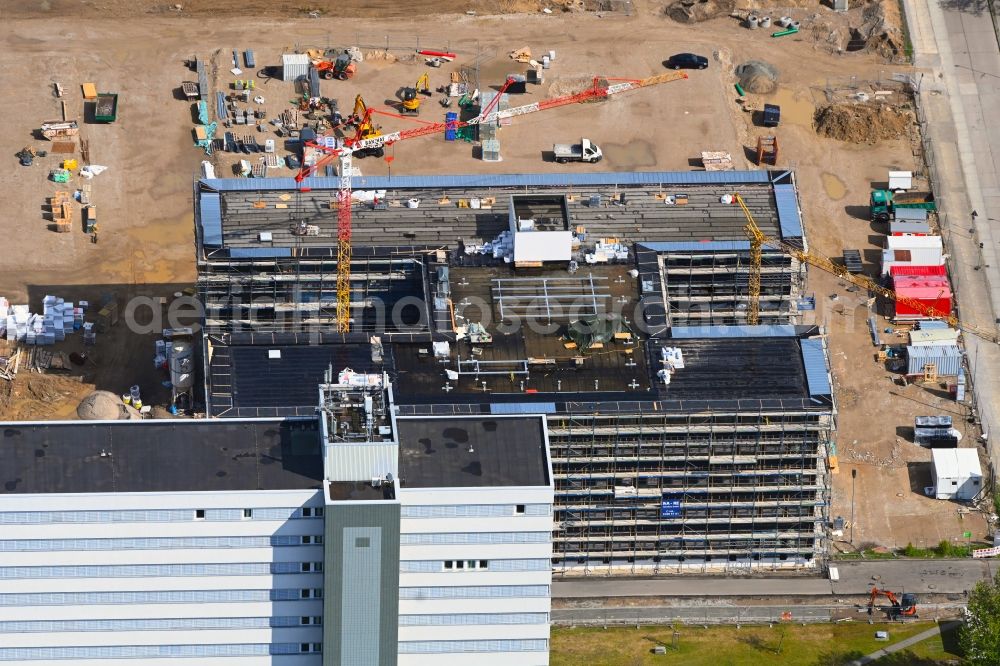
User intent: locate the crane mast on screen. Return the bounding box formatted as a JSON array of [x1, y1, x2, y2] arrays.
[[296, 70, 688, 333], [733, 193, 998, 343]]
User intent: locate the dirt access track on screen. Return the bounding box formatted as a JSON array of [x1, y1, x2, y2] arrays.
[[0, 3, 986, 552]]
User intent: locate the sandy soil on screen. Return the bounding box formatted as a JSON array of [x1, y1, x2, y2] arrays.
[[0, 5, 984, 547]]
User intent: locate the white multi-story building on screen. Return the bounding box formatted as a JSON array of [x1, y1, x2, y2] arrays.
[[0, 380, 554, 666], [0, 419, 328, 665]]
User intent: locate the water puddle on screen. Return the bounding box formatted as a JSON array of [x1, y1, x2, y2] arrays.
[[822, 172, 847, 200], [768, 87, 815, 126]]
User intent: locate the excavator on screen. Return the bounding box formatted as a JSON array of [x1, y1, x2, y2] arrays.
[[345, 95, 384, 158], [400, 73, 432, 115], [868, 586, 918, 620], [316, 52, 356, 80]]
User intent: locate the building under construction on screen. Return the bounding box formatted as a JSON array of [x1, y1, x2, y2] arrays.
[[196, 169, 836, 574]]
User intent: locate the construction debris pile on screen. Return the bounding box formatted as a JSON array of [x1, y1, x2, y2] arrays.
[[665, 0, 736, 23], [814, 102, 911, 144]]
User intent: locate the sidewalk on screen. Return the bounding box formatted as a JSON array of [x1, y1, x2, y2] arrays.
[[553, 558, 991, 598], [848, 620, 962, 665], [903, 0, 1000, 468]]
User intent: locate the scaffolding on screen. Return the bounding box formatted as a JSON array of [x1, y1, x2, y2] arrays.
[[658, 250, 804, 326], [197, 255, 431, 335], [548, 403, 833, 575]]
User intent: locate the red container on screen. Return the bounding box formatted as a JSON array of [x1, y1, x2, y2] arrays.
[[893, 274, 952, 319]]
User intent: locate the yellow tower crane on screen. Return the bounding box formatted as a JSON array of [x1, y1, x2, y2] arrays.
[[734, 193, 999, 343]]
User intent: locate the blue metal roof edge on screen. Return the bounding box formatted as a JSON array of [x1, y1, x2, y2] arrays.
[[800, 338, 832, 397], [490, 402, 557, 415], [639, 241, 751, 252], [670, 325, 798, 339], [201, 170, 772, 192], [229, 247, 294, 258], [199, 191, 223, 247], [773, 184, 804, 239]]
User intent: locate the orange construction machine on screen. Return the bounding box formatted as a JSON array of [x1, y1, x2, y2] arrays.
[[868, 587, 918, 620]]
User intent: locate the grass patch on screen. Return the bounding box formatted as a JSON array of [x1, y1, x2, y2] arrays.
[[889, 622, 964, 662], [833, 540, 989, 560], [552, 621, 944, 666], [897, 0, 915, 61]]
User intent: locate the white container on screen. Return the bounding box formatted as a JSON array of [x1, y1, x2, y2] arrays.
[[760, 16, 772, 28], [407, 198, 420, 209], [548, 50, 556, 61], [747, 14, 759, 29]]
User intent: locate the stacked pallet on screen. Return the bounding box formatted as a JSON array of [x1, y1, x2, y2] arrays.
[[49, 191, 73, 232]]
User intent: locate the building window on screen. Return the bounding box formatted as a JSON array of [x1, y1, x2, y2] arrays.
[[194, 510, 206, 520], [299, 643, 322, 653], [242, 509, 253, 520], [300, 562, 323, 573], [355, 537, 370, 548], [515, 505, 525, 514], [315, 507, 324, 517], [443, 560, 488, 571], [301, 507, 325, 518], [300, 535, 324, 545], [300, 616, 322, 626]]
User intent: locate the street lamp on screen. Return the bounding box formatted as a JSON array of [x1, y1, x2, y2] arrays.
[[851, 468, 858, 548]]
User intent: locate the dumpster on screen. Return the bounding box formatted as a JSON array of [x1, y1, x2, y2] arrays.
[[94, 94, 119, 123]]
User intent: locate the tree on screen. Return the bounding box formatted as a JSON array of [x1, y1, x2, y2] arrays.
[[961, 570, 1000, 665]]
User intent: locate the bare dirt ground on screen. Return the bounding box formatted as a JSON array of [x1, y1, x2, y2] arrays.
[[0, 3, 986, 547]]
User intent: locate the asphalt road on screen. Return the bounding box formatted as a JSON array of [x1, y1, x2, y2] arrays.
[[552, 604, 966, 626], [553, 559, 991, 599]]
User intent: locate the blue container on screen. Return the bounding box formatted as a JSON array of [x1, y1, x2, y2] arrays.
[[244, 50, 255, 69], [445, 112, 458, 141]]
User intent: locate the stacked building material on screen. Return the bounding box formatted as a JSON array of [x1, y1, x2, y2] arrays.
[[2, 296, 84, 345]]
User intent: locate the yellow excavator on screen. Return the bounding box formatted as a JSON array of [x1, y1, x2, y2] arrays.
[[400, 73, 432, 115], [347, 94, 384, 158]]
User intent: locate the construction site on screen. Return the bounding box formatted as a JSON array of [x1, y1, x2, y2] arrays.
[[0, 0, 995, 580]]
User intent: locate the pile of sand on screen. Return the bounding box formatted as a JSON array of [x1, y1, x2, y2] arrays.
[[77, 390, 141, 420], [734, 60, 779, 94], [666, 0, 736, 23], [814, 103, 912, 143]]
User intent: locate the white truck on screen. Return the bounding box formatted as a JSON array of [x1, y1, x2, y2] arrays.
[[553, 138, 603, 164]]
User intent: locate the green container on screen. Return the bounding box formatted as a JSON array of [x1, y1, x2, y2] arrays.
[[95, 93, 119, 123], [772, 27, 799, 37]]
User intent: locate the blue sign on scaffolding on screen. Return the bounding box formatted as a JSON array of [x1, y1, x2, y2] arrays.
[[660, 499, 682, 518]]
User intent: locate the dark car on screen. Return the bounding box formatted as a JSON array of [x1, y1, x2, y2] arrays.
[[666, 53, 709, 70]]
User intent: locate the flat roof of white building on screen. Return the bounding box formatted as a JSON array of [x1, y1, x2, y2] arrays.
[[0, 419, 324, 494], [932, 448, 982, 478], [396, 416, 549, 489]]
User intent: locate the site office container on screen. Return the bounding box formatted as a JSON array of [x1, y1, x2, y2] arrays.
[[892, 275, 952, 320]]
